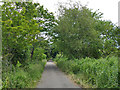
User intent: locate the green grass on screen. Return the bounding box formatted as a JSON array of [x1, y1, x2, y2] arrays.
[[2, 60, 46, 88], [54, 55, 118, 88]]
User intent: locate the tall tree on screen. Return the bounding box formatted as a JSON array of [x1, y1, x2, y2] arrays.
[[2, 2, 56, 65], [54, 2, 103, 59]]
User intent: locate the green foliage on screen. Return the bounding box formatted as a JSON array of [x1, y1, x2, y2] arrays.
[[2, 2, 56, 65], [54, 2, 103, 59], [95, 20, 119, 57], [2, 2, 55, 89], [55, 56, 118, 88], [53, 2, 118, 59], [32, 47, 45, 60], [1, 1, 119, 89], [2, 61, 46, 88]]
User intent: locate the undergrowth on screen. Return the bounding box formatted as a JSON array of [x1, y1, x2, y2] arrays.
[[2, 60, 46, 88], [54, 55, 118, 88]]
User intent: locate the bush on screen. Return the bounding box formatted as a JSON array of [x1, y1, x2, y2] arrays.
[[2, 61, 46, 88], [26, 62, 45, 80], [56, 56, 118, 88]]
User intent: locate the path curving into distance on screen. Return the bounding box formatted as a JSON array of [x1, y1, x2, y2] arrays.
[[36, 60, 80, 88]]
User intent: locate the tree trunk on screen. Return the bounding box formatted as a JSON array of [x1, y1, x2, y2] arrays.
[[31, 47, 34, 59]]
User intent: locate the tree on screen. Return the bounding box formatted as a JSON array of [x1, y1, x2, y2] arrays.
[[54, 2, 103, 59], [94, 20, 119, 57], [2, 2, 56, 65]]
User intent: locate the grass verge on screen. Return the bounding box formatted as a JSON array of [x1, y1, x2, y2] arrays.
[[54, 55, 118, 88], [2, 60, 46, 88]]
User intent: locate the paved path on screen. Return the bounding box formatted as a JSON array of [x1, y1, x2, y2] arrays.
[[37, 60, 80, 88]]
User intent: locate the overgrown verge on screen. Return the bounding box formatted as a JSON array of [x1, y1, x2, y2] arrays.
[[2, 60, 46, 88], [54, 54, 118, 88]]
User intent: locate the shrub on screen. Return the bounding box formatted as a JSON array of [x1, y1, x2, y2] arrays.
[[56, 56, 118, 88], [2, 61, 46, 88]]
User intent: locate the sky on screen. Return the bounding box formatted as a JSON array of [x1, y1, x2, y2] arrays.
[[33, 0, 120, 26]]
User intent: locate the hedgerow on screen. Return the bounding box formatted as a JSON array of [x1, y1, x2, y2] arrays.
[[2, 61, 46, 88], [55, 55, 118, 88]]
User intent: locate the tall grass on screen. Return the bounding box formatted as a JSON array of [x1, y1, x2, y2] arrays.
[[2, 61, 46, 88], [54, 55, 118, 88]]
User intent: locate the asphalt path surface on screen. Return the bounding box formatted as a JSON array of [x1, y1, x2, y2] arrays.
[[37, 60, 80, 88]]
